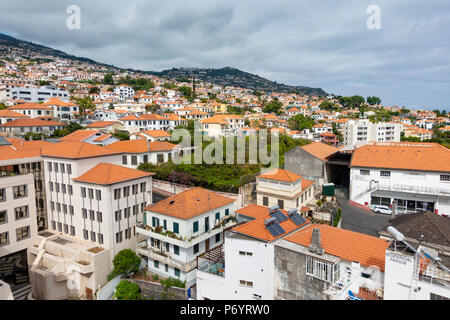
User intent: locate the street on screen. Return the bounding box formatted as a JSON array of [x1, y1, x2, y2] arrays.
[[337, 197, 391, 237]]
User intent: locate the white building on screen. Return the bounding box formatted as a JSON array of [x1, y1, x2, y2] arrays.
[[9, 85, 69, 103], [42, 97, 79, 122], [114, 85, 135, 101], [7, 103, 54, 119], [344, 119, 401, 147], [349, 142, 450, 216], [135, 187, 237, 289]]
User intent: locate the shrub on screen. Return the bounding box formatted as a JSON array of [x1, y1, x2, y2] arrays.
[[316, 200, 322, 207], [112, 249, 141, 276], [114, 280, 141, 300], [160, 277, 186, 289], [152, 274, 159, 281]]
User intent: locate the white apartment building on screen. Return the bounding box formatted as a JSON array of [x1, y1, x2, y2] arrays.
[[119, 114, 170, 133], [114, 85, 135, 101], [349, 142, 450, 216], [7, 103, 54, 119], [256, 169, 315, 212], [42, 97, 79, 122], [201, 115, 245, 138], [135, 188, 237, 289], [9, 85, 69, 103], [344, 119, 401, 147], [40, 141, 153, 263]]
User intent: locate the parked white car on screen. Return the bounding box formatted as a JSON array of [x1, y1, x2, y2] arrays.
[[369, 205, 392, 215]]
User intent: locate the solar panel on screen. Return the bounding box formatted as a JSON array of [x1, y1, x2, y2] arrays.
[[264, 217, 286, 237], [266, 224, 280, 237], [272, 222, 286, 235], [289, 213, 307, 226], [270, 209, 288, 223]]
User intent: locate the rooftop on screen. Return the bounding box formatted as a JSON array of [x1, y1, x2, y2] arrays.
[[41, 141, 123, 159], [73, 163, 154, 185]]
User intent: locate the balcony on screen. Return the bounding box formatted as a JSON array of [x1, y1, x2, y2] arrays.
[[136, 242, 197, 272], [136, 215, 237, 249]]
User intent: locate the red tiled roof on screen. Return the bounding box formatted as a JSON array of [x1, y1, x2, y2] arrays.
[[73, 163, 154, 185]]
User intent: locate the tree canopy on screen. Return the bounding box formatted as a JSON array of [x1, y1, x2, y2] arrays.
[[263, 98, 283, 115], [112, 249, 141, 276], [288, 114, 315, 131], [114, 280, 141, 300]]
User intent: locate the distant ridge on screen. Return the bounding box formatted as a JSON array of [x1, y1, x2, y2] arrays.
[[0, 33, 327, 96]]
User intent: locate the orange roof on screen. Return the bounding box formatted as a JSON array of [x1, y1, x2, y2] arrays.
[[0, 110, 30, 118], [235, 204, 272, 220], [232, 211, 309, 242], [92, 134, 112, 142], [42, 97, 77, 107], [319, 132, 336, 137], [0, 145, 42, 161], [284, 224, 391, 271], [73, 163, 154, 185], [59, 129, 98, 142], [86, 121, 121, 128], [258, 168, 302, 183], [350, 142, 450, 172], [0, 118, 64, 127], [41, 141, 123, 159], [141, 130, 171, 138], [105, 139, 177, 153], [145, 187, 235, 220], [301, 142, 338, 161], [7, 103, 53, 110]]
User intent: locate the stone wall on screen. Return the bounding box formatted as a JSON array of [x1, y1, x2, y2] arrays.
[[128, 279, 187, 300], [284, 147, 326, 186]]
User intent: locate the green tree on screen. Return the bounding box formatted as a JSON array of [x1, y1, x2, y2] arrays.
[[288, 114, 315, 131], [338, 96, 352, 108], [263, 98, 283, 115], [367, 96, 381, 105], [319, 100, 336, 111], [103, 73, 114, 85], [114, 280, 141, 300], [350, 95, 365, 108], [112, 249, 141, 276]]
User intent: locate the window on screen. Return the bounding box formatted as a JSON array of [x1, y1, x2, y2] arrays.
[[263, 197, 268, 206], [131, 156, 137, 165], [215, 233, 220, 243], [440, 175, 450, 182], [81, 187, 86, 198], [225, 208, 229, 216], [114, 188, 121, 200], [48, 162, 52, 172], [62, 184, 66, 194], [174, 268, 180, 277], [67, 164, 72, 174], [193, 221, 199, 233], [163, 219, 167, 230], [132, 184, 138, 195], [58, 223, 62, 232], [97, 211, 103, 222], [96, 190, 102, 200], [122, 155, 127, 165], [0, 210, 7, 224], [60, 163, 65, 173], [0, 232, 9, 247], [115, 210, 121, 221], [140, 182, 146, 193], [64, 224, 69, 234], [165, 243, 170, 252], [63, 204, 67, 214], [204, 217, 209, 232], [0, 188, 6, 202], [68, 185, 73, 195], [89, 210, 95, 221], [154, 260, 159, 269], [51, 221, 56, 230], [55, 183, 60, 193], [306, 256, 337, 283], [123, 186, 130, 197], [88, 188, 94, 199], [215, 212, 220, 222], [174, 245, 180, 255], [143, 155, 148, 163], [157, 154, 164, 163], [15, 206, 28, 220], [380, 171, 391, 177], [239, 280, 253, 287], [90, 231, 96, 242], [116, 231, 123, 243], [69, 205, 74, 215], [152, 217, 160, 227], [70, 226, 75, 236], [54, 162, 59, 173], [194, 244, 199, 254], [82, 209, 87, 219], [173, 222, 179, 234], [98, 233, 103, 244], [165, 264, 168, 272], [16, 226, 30, 241], [278, 199, 284, 210], [83, 229, 89, 240], [13, 185, 27, 199], [360, 169, 370, 175]]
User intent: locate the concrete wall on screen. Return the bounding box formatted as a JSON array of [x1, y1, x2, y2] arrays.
[[274, 245, 330, 300], [285, 147, 326, 186], [129, 279, 187, 300]]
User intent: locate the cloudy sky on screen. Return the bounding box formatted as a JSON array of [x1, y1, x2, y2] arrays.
[[1, 0, 449, 110]]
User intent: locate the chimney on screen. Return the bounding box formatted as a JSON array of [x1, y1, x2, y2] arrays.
[[308, 228, 325, 255]]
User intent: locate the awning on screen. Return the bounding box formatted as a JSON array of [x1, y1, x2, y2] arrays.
[[371, 190, 438, 202]]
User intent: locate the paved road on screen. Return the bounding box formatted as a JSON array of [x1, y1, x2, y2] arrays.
[[337, 198, 391, 237]]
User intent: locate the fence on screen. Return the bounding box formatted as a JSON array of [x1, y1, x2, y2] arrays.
[[96, 275, 122, 300]]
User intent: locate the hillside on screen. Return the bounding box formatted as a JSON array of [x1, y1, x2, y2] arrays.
[[0, 33, 327, 96], [149, 67, 327, 96]]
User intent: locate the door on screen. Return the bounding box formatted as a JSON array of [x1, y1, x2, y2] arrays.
[[205, 239, 210, 252]]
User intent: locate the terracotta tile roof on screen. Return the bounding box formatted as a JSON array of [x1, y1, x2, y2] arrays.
[[41, 141, 123, 159], [301, 142, 339, 161], [7, 103, 53, 110], [236, 204, 272, 220], [86, 121, 120, 128], [0, 118, 65, 127], [284, 224, 391, 271], [73, 163, 154, 185], [105, 139, 177, 153], [232, 211, 310, 242], [258, 168, 302, 183], [0, 145, 42, 161], [145, 187, 236, 220], [42, 97, 77, 106], [59, 129, 99, 142], [350, 142, 450, 172], [319, 132, 336, 137], [0, 110, 30, 118], [141, 130, 171, 138]]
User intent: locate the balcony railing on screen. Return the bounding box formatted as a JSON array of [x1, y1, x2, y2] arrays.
[[136, 242, 197, 272]]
